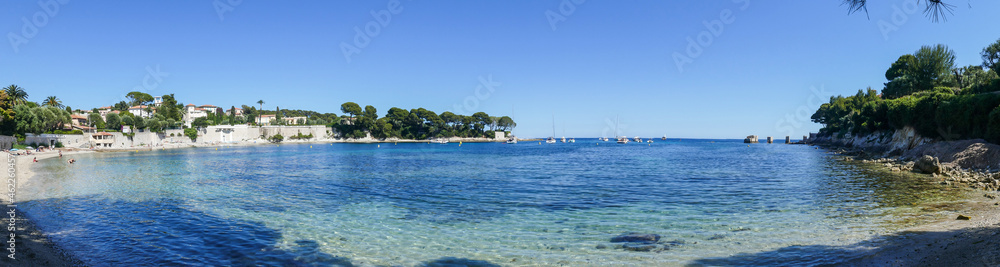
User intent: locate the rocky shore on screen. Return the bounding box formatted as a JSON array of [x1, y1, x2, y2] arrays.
[[826, 139, 1000, 192]]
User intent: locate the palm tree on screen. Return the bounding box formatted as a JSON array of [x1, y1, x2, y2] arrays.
[[3, 85, 28, 106], [256, 99, 264, 125], [44, 96, 63, 108]]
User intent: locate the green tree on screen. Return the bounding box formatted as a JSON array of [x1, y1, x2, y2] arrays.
[[256, 100, 264, 125], [497, 116, 516, 131], [192, 117, 210, 128], [3, 85, 28, 106], [121, 115, 134, 128], [983, 38, 1000, 74], [125, 91, 154, 106], [106, 112, 121, 130], [184, 128, 198, 141], [133, 116, 145, 130], [44, 96, 63, 108], [340, 102, 362, 118], [88, 112, 106, 129]]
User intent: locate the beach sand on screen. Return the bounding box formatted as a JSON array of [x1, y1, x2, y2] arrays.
[[2, 149, 90, 267], [844, 189, 1000, 266]]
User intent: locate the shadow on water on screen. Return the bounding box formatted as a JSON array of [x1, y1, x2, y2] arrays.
[[17, 196, 355, 266], [685, 225, 1000, 266]]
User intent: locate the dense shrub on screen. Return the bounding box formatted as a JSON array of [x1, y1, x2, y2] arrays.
[[183, 128, 197, 141], [989, 105, 1000, 143]]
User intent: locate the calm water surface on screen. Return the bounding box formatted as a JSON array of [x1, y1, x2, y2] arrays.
[[18, 140, 963, 266]]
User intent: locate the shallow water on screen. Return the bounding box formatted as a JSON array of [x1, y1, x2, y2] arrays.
[[18, 140, 964, 266]]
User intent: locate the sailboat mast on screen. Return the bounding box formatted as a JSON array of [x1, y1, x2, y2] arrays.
[[551, 115, 555, 137]]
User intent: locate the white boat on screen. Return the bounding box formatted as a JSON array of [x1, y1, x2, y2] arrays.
[[633, 136, 642, 143], [614, 116, 628, 144], [646, 140, 653, 143], [506, 137, 517, 144], [599, 137, 608, 142], [430, 139, 448, 144], [560, 137, 566, 143], [661, 135, 667, 141], [568, 138, 575, 143], [546, 137, 557, 144]]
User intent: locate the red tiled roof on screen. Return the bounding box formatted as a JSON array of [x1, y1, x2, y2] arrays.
[[94, 132, 113, 136], [260, 114, 275, 117], [99, 106, 112, 109], [186, 104, 195, 107], [70, 114, 87, 119], [128, 105, 148, 110]]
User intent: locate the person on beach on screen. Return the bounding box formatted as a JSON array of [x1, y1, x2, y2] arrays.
[[33, 157, 37, 162], [59, 151, 63, 158]]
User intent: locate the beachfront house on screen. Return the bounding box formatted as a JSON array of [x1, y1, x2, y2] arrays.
[[91, 132, 114, 148], [70, 114, 88, 126], [256, 114, 276, 125], [183, 104, 209, 127], [97, 106, 113, 119], [282, 116, 307, 125], [153, 96, 163, 106], [128, 105, 152, 118], [225, 107, 244, 117]]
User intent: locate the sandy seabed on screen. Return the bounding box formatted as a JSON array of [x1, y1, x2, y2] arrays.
[[2, 145, 998, 266]]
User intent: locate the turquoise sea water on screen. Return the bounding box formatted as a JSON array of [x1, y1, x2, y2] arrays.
[[18, 140, 959, 266]]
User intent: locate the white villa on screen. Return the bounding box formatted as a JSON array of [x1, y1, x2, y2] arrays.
[[183, 104, 209, 127], [256, 114, 276, 125], [128, 105, 152, 118], [225, 107, 244, 116], [153, 96, 163, 106]]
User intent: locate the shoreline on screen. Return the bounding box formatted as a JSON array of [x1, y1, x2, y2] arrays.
[[4, 149, 91, 266], [813, 138, 1000, 265]]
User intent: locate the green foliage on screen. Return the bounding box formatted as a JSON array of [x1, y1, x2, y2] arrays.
[[48, 129, 83, 135], [984, 38, 1000, 74], [54, 141, 63, 148], [340, 102, 362, 118], [269, 134, 284, 143], [105, 112, 121, 131], [288, 132, 314, 140], [184, 128, 198, 141], [989, 105, 1000, 143], [88, 112, 106, 129], [192, 117, 210, 128], [125, 91, 153, 106], [882, 45, 957, 99]]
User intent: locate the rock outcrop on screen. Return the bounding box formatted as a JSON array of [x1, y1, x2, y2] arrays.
[[914, 155, 942, 174]]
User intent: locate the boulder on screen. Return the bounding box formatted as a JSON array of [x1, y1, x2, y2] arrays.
[[956, 215, 971, 220], [610, 233, 660, 243], [915, 155, 942, 174]]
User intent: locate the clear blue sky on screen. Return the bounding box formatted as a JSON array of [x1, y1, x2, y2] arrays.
[[2, 1, 998, 138]]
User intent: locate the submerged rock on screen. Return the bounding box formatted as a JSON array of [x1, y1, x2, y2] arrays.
[[622, 243, 659, 252], [956, 215, 971, 220], [610, 233, 660, 243]]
